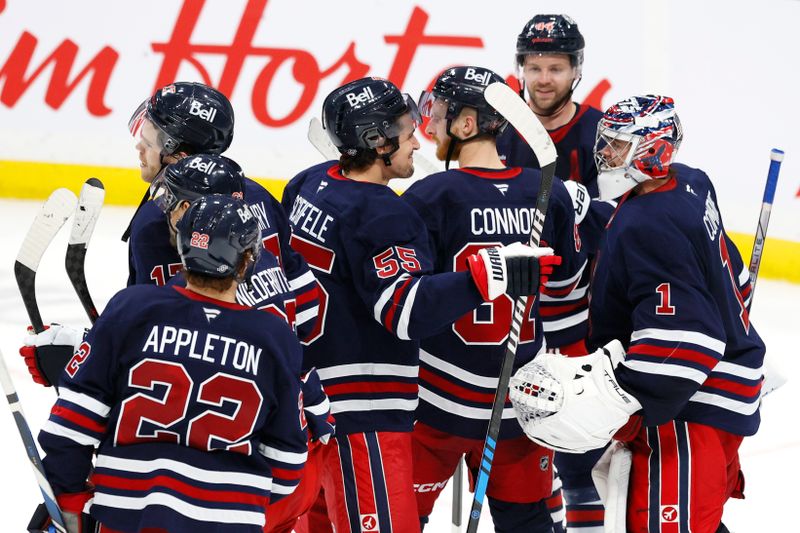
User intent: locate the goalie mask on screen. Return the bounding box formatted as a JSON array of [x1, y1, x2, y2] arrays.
[[594, 95, 683, 200], [128, 82, 235, 158], [177, 195, 261, 279], [322, 77, 421, 166]]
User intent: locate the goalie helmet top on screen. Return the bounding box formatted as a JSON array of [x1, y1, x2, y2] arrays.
[[594, 95, 683, 200], [516, 14, 585, 73], [176, 195, 261, 278], [418, 66, 508, 137], [128, 82, 235, 156], [153, 154, 245, 215], [322, 77, 421, 156]]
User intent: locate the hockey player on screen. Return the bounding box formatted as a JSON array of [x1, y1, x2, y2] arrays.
[[281, 77, 560, 533], [37, 195, 309, 532], [125, 83, 318, 335], [510, 95, 764, 533], [405, 66, 588, 532], [499, 15, 618, 530]]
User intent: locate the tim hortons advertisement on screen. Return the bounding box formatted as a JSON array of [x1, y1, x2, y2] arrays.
[[1, 0, 798, 241]]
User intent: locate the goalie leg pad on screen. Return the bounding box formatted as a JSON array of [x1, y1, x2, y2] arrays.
[[509, 340, 641, 453]]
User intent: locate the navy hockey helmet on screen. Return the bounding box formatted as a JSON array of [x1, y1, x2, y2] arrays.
[[322, 77, 421, 160], [516, 14, 585, 73], [418, 66, 508, 137], [128, 82, 235, 157], [177, 195, 261, 278], [152, 154, 245, 216]]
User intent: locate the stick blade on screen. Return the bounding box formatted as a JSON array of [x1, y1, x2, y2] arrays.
[[485, 82, 557, 166], [68, 178, 105, 246], [307, 117, 341, 161], [16, 189, 77, 270]]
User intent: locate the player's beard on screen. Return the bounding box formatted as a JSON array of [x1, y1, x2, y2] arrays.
[[434, 135, 462, 162], [528, 83, 573, 118]]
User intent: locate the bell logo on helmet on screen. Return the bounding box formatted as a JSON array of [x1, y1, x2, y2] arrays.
[[189, 99, 218, 123], [187, 157, 217, 174], [464, 67, 491, 86], [345, 85, 375, 108]]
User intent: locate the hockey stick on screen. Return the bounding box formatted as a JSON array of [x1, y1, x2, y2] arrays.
[[465, 82, 558, 533], [748, 149, 787, 397], [307, 117, 442, 177], [0, 348, 67, 532], [748, 149, 783, 293], [452, 458, 464, 533], [66, 178, 105, 324], [15, 189, 78, 333]]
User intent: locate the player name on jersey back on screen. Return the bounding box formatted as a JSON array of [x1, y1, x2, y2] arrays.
[[470, 206, 539, 236], [142, 325, 262, 376], [288, 194, 334, 243]]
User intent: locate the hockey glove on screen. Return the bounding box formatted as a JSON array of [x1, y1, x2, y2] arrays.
[[563, 181, 590, 225], [20, 324, 84, 388], [467, 242, 561, 301], [509, 340, 642, 453]]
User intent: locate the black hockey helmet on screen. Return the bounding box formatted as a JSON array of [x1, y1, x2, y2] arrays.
[[152, 154, 245, 216], [516, 14, 585, 72], [322, 77, 421, 162], [419, 66, 507, 137], [177, 195, 261, 278], [128, 82, 235, 157]]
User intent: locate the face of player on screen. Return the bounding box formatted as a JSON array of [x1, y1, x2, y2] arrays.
[[135, 120, 181, 183], [382, 113, 420, 180], [425, 99, 452, 161], [521, 54, 577, 115], [599, 138, 632, 169]]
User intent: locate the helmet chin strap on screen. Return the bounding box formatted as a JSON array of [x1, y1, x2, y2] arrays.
[[444, 118, 482, 170], [379, 139, 400, 167]]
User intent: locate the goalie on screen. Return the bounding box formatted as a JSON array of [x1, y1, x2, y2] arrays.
[[510, 95, 765, 533]]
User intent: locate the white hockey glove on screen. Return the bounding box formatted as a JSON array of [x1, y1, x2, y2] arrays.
[[563, 181, 590, 225], [20, 324, 85, 388], [509, 340, 641, 454], [466, 242, 561, 301]]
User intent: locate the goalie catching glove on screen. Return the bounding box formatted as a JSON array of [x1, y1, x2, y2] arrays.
[[19, 324, 85, 388], [467, 242, 561, 301], [509, 340, 642, 453]]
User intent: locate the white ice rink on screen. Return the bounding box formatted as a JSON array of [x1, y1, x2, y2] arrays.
[[0, 198, 797, 532]]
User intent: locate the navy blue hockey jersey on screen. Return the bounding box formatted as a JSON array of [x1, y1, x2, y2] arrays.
[[282, 162, 487, 436], [496, 103, 602, 197], [403, 167, 587, 440], [127, 178, 319, 338], [38, 285, 307, 532], [589, 164, 765, 437]]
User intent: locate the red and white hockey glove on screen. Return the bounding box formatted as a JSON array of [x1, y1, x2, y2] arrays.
[[467, 242, 561, 301], [19, 324, 84, 388]]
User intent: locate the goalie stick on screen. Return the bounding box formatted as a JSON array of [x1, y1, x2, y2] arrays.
[[0, 348, 67, 532], [15, 189, 78, 333], [465, 82, 557, 533], [749, 149, 787, 397], [307, 117, 442, 177], [65, 178, 105, 324]]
